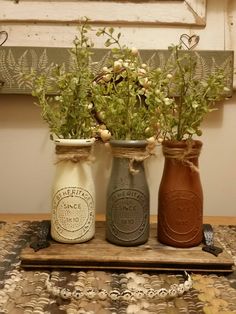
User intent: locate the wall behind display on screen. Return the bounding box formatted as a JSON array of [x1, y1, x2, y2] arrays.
[[0, 0, 235, 215]]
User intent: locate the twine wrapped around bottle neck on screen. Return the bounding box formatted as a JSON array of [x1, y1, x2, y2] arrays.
[[162, 140, 201, 172], [111, 143, 155, 175], [55, 145, 94, 163]]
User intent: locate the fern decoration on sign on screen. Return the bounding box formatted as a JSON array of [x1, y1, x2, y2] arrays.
[[0, 50, 12, 87], [194, 52, 209, 81]]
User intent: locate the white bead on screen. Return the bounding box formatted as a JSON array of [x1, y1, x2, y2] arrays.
[[177, 284, 185, 295], [98, 289, 107, 300], [157, 288, 168, 299], [134, 289, 144, 300], [168, 288, 178, 297], [60, 288, 72, 299], [109, 289, 120, 300], [146, 288, 155, 299], [121, 289, 132, 301], [184, 280, 192, 291], [85, 287, 96, 299], [72, 288, 84, 300]]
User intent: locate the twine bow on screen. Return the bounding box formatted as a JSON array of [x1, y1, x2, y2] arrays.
[[111, 142, 156, 175], [162, 140, 201, 172]]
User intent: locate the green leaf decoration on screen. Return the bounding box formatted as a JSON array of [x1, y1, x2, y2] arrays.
[[194, 52, 209, 81], [0, 50, 12, 87], [7, 50, 16, 70]]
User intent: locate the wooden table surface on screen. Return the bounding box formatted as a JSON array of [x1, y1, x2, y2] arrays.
[[0, 213, 236, 224]]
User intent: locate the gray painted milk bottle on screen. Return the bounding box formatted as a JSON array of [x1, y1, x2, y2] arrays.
[[106, 140, 150, 246]]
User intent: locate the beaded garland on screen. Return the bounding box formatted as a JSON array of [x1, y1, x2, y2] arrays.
[[45, 271, 193, 301]]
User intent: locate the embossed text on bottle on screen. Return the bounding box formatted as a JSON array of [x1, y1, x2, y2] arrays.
[[107, 189, 148, 242], [52, 186, 94, 240]]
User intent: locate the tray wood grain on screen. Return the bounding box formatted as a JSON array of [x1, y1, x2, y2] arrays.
[[20, 222, 234, 272]]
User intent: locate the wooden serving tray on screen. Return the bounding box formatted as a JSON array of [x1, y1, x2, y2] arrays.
[[20, 222, 234, 272]]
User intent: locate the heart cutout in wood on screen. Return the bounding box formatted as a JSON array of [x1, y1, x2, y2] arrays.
[[0, 31, 8, 46], [180, 34, 199, 50]]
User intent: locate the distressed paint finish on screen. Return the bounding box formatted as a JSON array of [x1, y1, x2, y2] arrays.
[[0, 46, 233, 94], [0, 1, 225, 51], [0, 0, 206, 26]]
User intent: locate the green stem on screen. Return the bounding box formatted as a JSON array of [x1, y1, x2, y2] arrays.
[[175, 48, 186, 140], [103, 30, 123, 51], [125, 68, 131, 139]]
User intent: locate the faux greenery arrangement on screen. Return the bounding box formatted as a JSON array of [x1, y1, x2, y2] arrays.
[[92, 27, 161, 142], [145, 45, 229, 141], [31, 20, 229, 143], [31, 19, 97, 139]]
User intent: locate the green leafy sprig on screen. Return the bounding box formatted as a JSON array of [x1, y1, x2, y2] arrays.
[[146, 45, 228, 141], [31, 18, 97, 139], [92, 27, 162, 141]]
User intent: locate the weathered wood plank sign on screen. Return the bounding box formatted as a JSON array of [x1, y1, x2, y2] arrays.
[[0, 46, 234, 95], [0, 0, 206, 26]]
